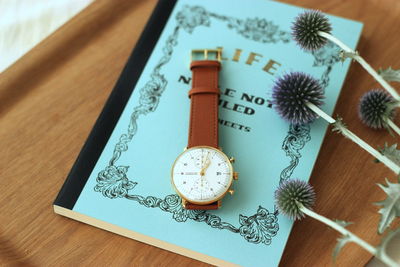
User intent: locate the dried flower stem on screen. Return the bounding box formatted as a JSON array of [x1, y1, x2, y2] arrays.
[[306, 102, 400, 174], [300, 205, 398, 267], [387, 119, 400, 136], [318, 31, 400, 101], [306, 102, 336, 124]]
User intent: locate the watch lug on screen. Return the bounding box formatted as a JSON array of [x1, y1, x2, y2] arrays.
[[229, 157, 235, 163], [182, 199, 187, 208], [183, 147, 188, 151], [217, 200, 222, 208]]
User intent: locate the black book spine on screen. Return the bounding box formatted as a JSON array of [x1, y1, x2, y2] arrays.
[[54, 0, 178, 209]]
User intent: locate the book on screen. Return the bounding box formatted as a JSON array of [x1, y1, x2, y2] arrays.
[[53, 0, 363, 266]]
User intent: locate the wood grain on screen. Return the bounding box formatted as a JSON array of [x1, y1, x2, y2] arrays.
[[1, 0, 399, 266]]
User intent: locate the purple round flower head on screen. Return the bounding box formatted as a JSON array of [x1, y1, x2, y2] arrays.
[[272, 72, 325, 125], [275, 179, 316, 220], [358, 89, 395, 129], [292, 10, 332, 51]]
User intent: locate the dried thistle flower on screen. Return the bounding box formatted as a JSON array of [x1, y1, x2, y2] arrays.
[[274, 179, 398, 266], [271, 71, 400, 173], [272, 72, 324, 125], [359, 89, 395, 129], [292, 10, 332, 51], [275, 179, 316, 220], [292, 10, 400, 101]]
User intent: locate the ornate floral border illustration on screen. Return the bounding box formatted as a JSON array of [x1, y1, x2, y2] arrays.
[[93, 5, 341, 246]]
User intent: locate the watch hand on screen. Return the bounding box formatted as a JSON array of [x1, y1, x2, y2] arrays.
[[202, 152, 211, 174], [200, 163, 209, 176], [200, 153, 206, 176]]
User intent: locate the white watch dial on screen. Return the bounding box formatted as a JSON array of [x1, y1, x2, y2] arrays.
[[171, 146, 233, 204]]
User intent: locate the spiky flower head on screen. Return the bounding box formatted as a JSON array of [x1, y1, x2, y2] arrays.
[[292, 10, 332, 51], [272, 72, 325, 125], [275, 179, 316, 220], [358, 89, 396, 129]]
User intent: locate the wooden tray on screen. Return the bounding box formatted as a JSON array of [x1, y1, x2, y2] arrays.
[[1, 0, 399, 265]]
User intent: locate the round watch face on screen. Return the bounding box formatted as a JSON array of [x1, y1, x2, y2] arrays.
[[171, 146, 233, 204]]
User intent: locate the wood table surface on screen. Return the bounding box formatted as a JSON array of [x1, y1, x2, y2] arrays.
[[1, 0, 399, 266]]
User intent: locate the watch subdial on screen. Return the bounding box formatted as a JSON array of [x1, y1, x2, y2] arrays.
[[194, 155, 205, 168], [193, 177, 210, 192]]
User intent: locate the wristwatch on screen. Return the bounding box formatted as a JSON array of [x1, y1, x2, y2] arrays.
[[171, 48, 238, 210]]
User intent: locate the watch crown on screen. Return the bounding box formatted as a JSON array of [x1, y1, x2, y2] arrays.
[[233, 172, 239, 180], [228, 189, 235, 195], [229, 157, 235, 163]]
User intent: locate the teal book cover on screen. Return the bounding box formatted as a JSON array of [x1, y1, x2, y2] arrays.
[[54, 0, 363, 266]]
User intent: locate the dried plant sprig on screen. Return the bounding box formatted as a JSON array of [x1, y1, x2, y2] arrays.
[[378, 229, 400, 265], [292, 10, 400, 101], [379, 67, 400, 83], [301, 206, 398, 267], [375, 178, 400, 234], [272, 72, 400, 174], [380, 143, 400, 167], [318, 33, 400, 101], [275, 180, 398, 267], [358, 89, 399, 135], [331, 117, 400, 174]]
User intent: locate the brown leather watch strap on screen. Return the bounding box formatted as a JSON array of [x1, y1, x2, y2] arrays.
[[188, 60, 221, 148], [185, 201, 219, 210], [184, 59, 221, 210]]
